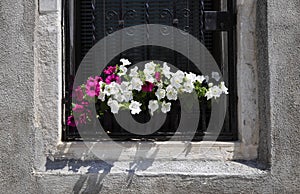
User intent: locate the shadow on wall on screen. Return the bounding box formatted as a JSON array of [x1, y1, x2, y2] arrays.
[[45, 142, 159, 193]]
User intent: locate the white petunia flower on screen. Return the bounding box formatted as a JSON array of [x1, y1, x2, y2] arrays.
[[148, 100, 159, 116], [170, 70, 185, 89], [208, 82, 213, 88], [129, 66, 139, 77], [155, 88, 166, 100], [131, 77, 143, 91], [113, 93, 124, 102], [98, 92, 106, 101], [123, 91, 133, 102], [129, 100, 142, 115], [107, 99, 120, 114], [195, 75, 206, 83], [212, 72, 221, 81], [120, 58, 131, 66], [205, 75, 210, 82], [103, 82, 119, 96], [166, 85, 178, 100], [120, 81, 132, 91], [162, 62, 172, 79], [205, 85, 223, 100], [185, 72, 197, 83], [220, 81, 228, 94], [161, 101, 171, 113], [145, 72, 155, 83], [118, 65, 128, 76], [183, 81, 194, 93], [144, 61, 156, 75], [156, 82, 163, 88]]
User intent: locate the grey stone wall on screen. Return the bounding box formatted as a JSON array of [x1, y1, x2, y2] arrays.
[[0, 0, 299, 193], [0, 0, 39, 193]]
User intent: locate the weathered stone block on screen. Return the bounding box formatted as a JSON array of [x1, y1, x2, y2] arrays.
[[39, 0, 58, 13]]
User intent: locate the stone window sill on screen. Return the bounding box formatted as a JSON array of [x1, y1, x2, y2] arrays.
[[37, 159, 268, 177], [34, 141, 264, 179], [49, 141, 257, 162]]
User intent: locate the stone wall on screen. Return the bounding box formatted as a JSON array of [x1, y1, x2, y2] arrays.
[[0, 0, 299, 193]]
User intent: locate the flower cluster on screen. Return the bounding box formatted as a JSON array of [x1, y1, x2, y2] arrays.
[[67, 59, 228, 127]]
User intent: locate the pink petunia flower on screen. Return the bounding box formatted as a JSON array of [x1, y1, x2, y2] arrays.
[[104, 66, 117, 75], [155, 72, 161, 82], [72, 104, 85, 113], [105, 74, 121, 84], [86, 77, 100, 97], [74, 86, 84, 102], [74, 113, 87, 125], [142, 81, 155, 92], [67, 115, 76, 127], [95, 76, 103, 82]]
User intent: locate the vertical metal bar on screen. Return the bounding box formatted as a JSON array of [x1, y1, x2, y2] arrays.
[[172, 0, 178, 136], [172, 0, 177, 27], [64, 0, 78, 141], [227, 0, 238, 140], [199, 0, 207, 134], [62, 0, 68, 141], [119, 0, 124, 135]]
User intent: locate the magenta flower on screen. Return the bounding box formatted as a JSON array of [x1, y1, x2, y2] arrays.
[[105, 74, 121, 84], [72, 104, 85, 113], [95, 76, 103, 82], [78, 113, 87, 124], [86, 77, 100, 97], [104, 66, 117, 75], [155, 72, 161, 82], [142, 81, 155, 92], [74, 86, 84, 102], [81, 101, 89, 106], [67, 115, 76, 127]]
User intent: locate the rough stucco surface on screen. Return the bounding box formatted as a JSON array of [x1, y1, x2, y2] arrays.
[[0, 0, 40, 193], [267, 0, 300, 190], [0, 0, 299, 193]]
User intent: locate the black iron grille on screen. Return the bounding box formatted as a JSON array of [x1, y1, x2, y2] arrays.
[[63, 0, 237, 141]]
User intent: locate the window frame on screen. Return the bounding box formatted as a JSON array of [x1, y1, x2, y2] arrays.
[[63, 0, 238, 142]]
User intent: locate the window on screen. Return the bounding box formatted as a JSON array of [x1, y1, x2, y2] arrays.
[[63, 0, 237, 141]]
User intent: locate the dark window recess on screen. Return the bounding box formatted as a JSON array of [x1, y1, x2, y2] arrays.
[[63, 0, 237, 141]]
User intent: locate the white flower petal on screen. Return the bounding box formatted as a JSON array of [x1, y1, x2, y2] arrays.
[[212, 72, 221, 81], [120, 58, 131, 66], [148, 100, 159, 115], [107, 99, 120, 114], [220, 81, 229, 94], [129, 100, 142, 115], [129, 66, 139, 77], [118, 65, 128, 76], [195, 75, 205, 83], [166, 85, 178, 100], [155, 88, 166, 100], [131, 77, 143, 91], [161, 101, 171, 113]]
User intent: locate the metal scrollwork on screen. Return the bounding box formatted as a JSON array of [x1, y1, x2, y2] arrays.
[[105, 9, 138, 34], [179, 8, 191, 34], [123, 9, 137, 20], [180, 8, 191, 18], [106, 10, 119, 21], [105, 10, 119, 34], [91, 0, 96, 44], [104, 1, 195, 35], [160, 9, 173, 20], [200, 0, 205, 43]]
